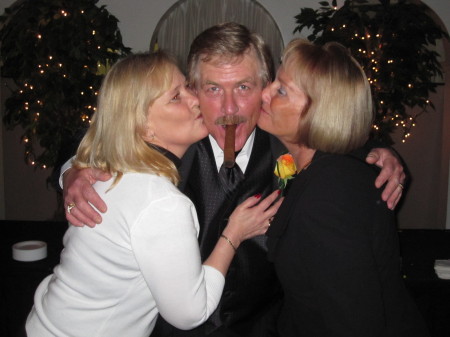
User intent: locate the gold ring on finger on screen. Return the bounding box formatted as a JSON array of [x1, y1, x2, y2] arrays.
[[67, 202, 76, 214]]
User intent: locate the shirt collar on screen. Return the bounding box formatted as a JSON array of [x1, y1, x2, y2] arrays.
[[209, 129, 255, 173], [147, 143, 182, 168]]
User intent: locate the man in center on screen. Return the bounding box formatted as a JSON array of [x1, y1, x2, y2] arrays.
[[161, 22, 287, 337]]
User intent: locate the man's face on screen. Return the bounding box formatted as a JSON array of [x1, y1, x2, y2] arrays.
[[195, 51, 264, 151]]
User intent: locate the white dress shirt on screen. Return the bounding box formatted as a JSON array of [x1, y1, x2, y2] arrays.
[[209, 129, 255, 173]]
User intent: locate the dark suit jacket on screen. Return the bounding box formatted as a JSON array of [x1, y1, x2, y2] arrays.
[[267, 151, 429, 337], [151, 128, 285, 337]]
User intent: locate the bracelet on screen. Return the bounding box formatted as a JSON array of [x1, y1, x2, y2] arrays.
[[220, 234, 237, 252]]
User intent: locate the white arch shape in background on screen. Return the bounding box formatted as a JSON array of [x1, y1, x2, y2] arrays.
[[150, 0, 284, 74]]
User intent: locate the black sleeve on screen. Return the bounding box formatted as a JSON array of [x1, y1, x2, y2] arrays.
[[350, 140, 409, 184], [350, 138, 389, 162]]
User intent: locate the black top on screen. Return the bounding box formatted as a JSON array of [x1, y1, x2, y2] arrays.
[[267, 150, 429, 337]]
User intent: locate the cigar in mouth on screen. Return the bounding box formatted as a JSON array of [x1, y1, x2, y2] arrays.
[[215, 115, 246, 168]]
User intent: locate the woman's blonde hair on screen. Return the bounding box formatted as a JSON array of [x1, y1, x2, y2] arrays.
[[73, 52, 180, 186], [283, 39, 373, 154]]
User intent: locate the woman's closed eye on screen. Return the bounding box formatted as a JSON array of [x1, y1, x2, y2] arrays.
[[277, 86, 287, 96], [170, 92, 180, 102]]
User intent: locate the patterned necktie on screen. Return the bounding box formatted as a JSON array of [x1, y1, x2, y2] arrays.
[[218, 163, 245, 198]]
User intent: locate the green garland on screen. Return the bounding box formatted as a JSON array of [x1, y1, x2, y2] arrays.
[[0, 0, 130, 169], [294, 0, 449, 144]]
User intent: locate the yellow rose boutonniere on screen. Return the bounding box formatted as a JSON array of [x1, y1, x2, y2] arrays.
[[274, 153, 297, 190]]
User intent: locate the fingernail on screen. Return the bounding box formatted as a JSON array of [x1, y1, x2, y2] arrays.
[[254, 193, 262, 199], [277, 190, 281, 195]]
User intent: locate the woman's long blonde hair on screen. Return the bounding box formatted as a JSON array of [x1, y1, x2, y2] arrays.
[[73, 52, 180, 186]]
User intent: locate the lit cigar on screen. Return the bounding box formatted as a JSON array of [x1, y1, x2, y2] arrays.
[[215, 115, 246, 168]]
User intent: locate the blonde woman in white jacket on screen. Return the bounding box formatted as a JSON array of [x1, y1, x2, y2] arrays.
[[25, 52, 281, 337]]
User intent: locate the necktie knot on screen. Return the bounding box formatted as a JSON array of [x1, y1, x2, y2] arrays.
[[218, 163, 244, 198]]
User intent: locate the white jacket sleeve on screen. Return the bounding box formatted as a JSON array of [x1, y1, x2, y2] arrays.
[[130, 194, 225, 330]]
